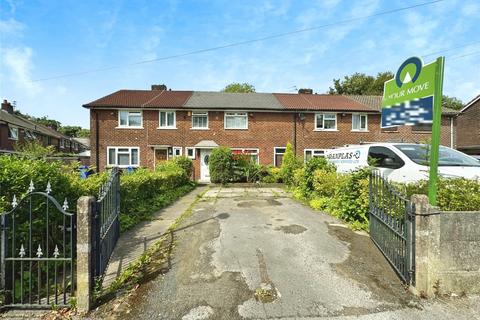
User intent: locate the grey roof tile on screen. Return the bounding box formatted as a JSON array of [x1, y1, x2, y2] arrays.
[[184, 92, 284, 110]]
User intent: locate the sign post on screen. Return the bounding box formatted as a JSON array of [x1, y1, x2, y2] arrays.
[[427, 57, 445, 205], [381, 56, 445, 206]]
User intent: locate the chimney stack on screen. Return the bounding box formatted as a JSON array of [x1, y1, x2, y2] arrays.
[[1, 100, 14, 114], [151, 84, 167, 91], [298, 88, 313, 94]]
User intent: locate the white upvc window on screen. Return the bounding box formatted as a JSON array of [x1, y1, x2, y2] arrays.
[[186, 147, 196, 159], [60, 139, 65, 148], [232, 148, 259, 164], [159, 111, 176, 129], [118, 110, 143, 128], [314, 113, 337, 131], [225, 112, 248, 129], [352, 114, 368, 131], [304, 149, 325, 162], [172, 147, 182, 157], [8, 126, 18, 140], [107, 147, 140, 167], [191, 112, 208, 129]]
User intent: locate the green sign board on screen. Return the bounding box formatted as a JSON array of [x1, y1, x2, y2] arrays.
[[381, 56, 445, 206], [382, 57, 436, 107]]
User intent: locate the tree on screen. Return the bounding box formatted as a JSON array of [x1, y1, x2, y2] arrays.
[[221, 82, 256, 93], [442, 95, 463, 110], [35, 116, 61, 130], [59, 126, 90, 137], [280, 142, 301, 185], [329, 72, 394, 95]]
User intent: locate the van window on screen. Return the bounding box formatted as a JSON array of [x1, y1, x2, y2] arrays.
[[368, 146, 404, 169]]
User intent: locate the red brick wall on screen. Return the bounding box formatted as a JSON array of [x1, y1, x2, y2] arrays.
[[90, 109, 456, 178], [457, 99, 479, 151]]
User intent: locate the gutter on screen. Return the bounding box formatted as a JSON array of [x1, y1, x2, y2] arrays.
[[95, 110, 100, 171]]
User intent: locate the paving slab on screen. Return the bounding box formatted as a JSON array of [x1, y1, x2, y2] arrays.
[[101, 185, 208, 289]]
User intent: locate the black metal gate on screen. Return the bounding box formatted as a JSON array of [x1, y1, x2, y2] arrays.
[[0, 181, 75, 309], [369, 171, 416, 284], [91, 167, 120, 281]]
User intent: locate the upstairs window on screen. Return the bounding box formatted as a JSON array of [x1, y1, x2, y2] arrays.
[[119, 111, 142, 128], [352, 114, 368, 131], [315, 113, 337, 131], [159, 111, 176, 129], [107, 147, 139, 167], [8, 126, 18, 140], [192, 112, 208, 129], [225, 112, 248, 129]]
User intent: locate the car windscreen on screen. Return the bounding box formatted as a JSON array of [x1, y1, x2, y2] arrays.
[[394, 144, 480, 167]]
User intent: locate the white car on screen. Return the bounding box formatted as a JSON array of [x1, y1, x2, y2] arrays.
[[325, 143, 480, 183]]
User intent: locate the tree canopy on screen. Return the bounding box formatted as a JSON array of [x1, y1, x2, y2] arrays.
[[221, 82, 256, 93], [14, 110, 90, 137], [58, 126, 90, 138], [328, 72, 464, 110], [328, 72, 394, 95]]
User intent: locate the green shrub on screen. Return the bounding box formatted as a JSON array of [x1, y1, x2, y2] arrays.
[[293, 157, 336, 198], [312, 169, 342, 198], [171, 156, 193, 178], [403, 178, 480, 211], [209, 147, 234, 184], [261, 166, 282, 183], [280, 143, 301, 185]]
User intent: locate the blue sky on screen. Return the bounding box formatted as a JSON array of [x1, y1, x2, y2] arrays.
[[1, 0, 479, 128]]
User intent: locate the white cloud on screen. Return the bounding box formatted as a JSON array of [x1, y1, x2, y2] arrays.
[[0, 18, 25, 35], [461, 1, 480, 16], [2, 46, 42, 94]]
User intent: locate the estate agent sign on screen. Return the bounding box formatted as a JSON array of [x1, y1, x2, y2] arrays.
[[381, 56, 445, 205]]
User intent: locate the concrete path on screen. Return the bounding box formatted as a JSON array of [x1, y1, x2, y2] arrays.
[[112, 186, 480, 319], [101, 185, 208, 289]]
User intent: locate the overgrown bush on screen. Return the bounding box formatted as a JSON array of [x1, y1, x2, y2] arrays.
[[402, 178, 480, 211], [280, 143, 301, 185], [209, 147, 234, 184], [261, 166, 282, 183], [170, 156, 193, 178], [293, 157, 335, 198]]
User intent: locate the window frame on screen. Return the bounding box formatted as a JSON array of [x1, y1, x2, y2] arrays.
[[60, 139, 65, 148], [274, 147, 286, 167], [352, 113, 368, 132], [107, 146, 140, 168], [231, 148, 259, 164], [191, 111, 209, 130], [314, 113, 337, 131], [186, 147, 196, 159], [158, 110, 176, 129], [224, 111, 248, 130], [171, 146, 182, 158], [7, 125, 19, 140], [304, 149, 325, 162], [117, 110, 143, 128]]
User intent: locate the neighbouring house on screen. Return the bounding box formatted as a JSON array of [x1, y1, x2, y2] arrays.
[[457, 94, 480, 156], [84, 86, 459, 182], [0, 100, 88, 154]]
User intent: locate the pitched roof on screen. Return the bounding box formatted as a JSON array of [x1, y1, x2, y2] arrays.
[[460, 94, 480, 113], [185, 92, 284, 110], [273, 93, 375, 112], [346, 95, 459, 115], [83, 90, 193, 108]]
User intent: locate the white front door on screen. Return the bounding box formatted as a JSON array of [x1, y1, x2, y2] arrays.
[[200, 149, 212, 182]]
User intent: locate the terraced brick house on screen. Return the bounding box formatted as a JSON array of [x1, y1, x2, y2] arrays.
[[457, 94, 480, 157], [84, 87, 458, 182], [0, 100, 88, 154]]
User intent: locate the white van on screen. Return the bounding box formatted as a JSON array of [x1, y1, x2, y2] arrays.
[[324, 143, 480, 183]]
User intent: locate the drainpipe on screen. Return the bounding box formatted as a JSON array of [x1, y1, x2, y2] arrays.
[[95, 110, 100, 171], [450, 116, 454, 148], [293, 113, 297, 155]]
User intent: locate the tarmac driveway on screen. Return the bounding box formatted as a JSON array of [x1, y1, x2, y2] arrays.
[[118, 186, 479, 320]]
